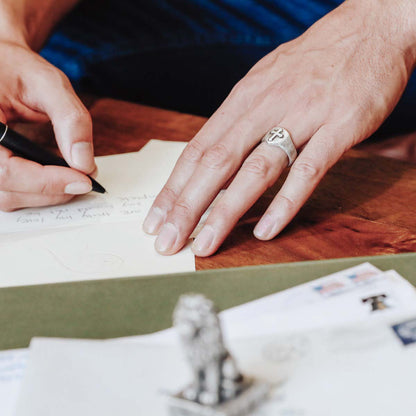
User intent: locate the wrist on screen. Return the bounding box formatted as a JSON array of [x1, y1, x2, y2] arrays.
[[0, 0, 80, 51], [0, 3, 30, 48], [347, 0, 416, 70]]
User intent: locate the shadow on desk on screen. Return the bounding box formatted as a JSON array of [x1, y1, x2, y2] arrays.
[[209, 151, 416, 268]]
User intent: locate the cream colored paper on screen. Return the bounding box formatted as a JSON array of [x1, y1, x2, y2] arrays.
[[0, 140, 195, 287], [0, 221, 194, 287], [0, 140, 186, 233]]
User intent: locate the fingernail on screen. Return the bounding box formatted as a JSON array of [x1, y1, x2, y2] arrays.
[[143, 207, 166, 234], [155, 223, 178, 253], [64, 182, 92, 195], [192, 225, 215, 255], [254, 213, 275, 240], [71, 141, 95, 172]]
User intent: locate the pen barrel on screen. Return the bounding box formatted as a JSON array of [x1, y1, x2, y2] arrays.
[[0, 123, 105, 194], [1, 128, 69, 168]]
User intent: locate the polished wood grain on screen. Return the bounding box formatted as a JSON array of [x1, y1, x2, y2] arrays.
[[15, 97, 416, 270]]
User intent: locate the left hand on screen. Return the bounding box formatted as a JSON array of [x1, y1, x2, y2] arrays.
[[144, 0, 416, 256]]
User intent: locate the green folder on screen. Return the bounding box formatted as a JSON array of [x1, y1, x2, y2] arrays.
[[1, 253, 416, 351]]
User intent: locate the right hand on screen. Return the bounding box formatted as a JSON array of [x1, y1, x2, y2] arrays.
[[0, 39, 96, 211]]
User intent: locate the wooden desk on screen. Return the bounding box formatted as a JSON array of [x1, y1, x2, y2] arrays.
[[16, 97, 416, 270]]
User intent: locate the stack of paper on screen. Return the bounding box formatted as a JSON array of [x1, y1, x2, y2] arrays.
[[3, 263, 416, 415], [0, 140, 195, 287]]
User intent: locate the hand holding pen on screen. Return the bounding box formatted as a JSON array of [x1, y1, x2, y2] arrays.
[[0, 43, 100, 211], [0, 123, 105, 195]]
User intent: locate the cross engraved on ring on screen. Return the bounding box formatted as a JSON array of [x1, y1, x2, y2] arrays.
[[261, 126, 298, 166], [266, 127, 285, 143]]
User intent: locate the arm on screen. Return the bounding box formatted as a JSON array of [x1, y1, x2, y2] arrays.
[[0, 0, 97, 211], [144, 0, 416, 256], [0, 0, 81, 49]]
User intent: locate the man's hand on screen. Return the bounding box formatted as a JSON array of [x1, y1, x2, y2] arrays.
[[0, 0, 95, 211], [144, 0, 416, 256]]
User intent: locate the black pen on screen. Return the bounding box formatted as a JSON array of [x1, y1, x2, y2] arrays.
[[0, 122, 106, 194]]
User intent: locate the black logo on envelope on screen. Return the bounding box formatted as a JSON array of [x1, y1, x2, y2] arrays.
[[362, 294, 389, 311]]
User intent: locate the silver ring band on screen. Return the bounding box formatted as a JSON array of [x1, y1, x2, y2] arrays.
[[261, 127, 297, 166]]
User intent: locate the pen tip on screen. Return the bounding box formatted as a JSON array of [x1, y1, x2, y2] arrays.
[[91, 179, 106, 194]]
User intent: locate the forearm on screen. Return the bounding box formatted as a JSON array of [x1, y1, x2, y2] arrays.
[[0, 0, 81, 50]]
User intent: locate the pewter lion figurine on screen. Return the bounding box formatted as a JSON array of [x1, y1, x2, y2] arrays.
[[173, 294, 243, 406]]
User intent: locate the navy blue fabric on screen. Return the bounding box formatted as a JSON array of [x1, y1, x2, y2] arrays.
[[41, 0, 416, 131]]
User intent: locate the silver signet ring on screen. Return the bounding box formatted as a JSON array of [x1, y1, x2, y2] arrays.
[[261, 127, 297, 166]]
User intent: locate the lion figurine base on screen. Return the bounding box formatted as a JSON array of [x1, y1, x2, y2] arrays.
[[168, 294, 270, 416], [168, 378, 269, 416]]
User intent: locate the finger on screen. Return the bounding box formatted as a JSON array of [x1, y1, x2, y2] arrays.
[[253, 125, 347, 240], [190, 104, 321, 256], [154, 89, 321, 255], [192, 142, 288, 256], [0, 191, 73, 212], [153, 113, 270, 255], [153, 113, 288, 255], [0, 149, 92, 195], [23, 62, 96, 174], [143, 74, 272, 235]]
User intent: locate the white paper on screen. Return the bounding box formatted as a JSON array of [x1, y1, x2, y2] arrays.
[[14, 340, 187, 416], [12, 265, 416, 416], [4, 264, 384, 415], [231, 318, 416, 415], [0, 349, 27, 416], [14, 315, 416, 416], [0, 140, 186, 234]]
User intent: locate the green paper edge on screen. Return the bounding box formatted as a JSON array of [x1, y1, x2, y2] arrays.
[[1, 253, 415, 350]]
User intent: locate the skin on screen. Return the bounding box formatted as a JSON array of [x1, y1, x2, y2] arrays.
[[0, 0, 95, 211], [143, 0, 416, 256], [1, 0, 415, 256]]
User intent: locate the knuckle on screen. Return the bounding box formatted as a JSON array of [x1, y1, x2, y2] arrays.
[[0, 192, 15, 212], [53, 68, 71, 88], [211, 202, 234, 224], [299, 85, 323, 109], [61, 106, 91, 125], [275, 194, 296, 212], [172, 198, 193, 219], [157, 186, 179, 207], [37, 64, 58, 80], [292, 159, 321, 181], [38, 65, 69, 88], [241, 154, 271, 179], [201, 143, 232, 170], [305, 83, 322, 100], [181, 139, 204, 164]]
